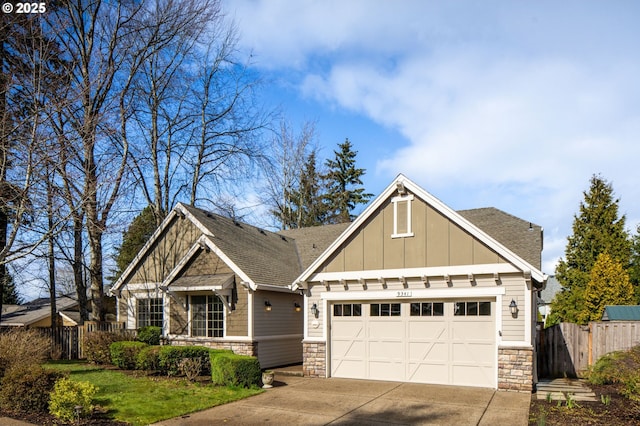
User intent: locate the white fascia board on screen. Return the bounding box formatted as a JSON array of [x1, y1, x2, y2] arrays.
[[309, 263, 519, 283], [110, 209, 181, 295], [255, 283, 297, 293], [200, 236, 255, 290], [161, 237, 205, 287], [166, 286, 226, 292], [294, 174, 546, 286], [121, 282, 163, 291], [177, 203, 215, 237], [321, 286, 506, 301]]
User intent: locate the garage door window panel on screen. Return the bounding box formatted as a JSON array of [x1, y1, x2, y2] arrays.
[[370, 303, 401, 317], [454, 301, 491, 317], [410, 302, 444, 317]]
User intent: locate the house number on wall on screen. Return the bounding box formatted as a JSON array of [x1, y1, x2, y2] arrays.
[[396, 291, 412, 297]]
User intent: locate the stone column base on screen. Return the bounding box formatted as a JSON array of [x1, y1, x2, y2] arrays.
[[498, 346, 533, 392], [302, 340, 326, 377]]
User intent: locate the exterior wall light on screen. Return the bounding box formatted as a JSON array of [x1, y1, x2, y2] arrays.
[[264, 300, 272, 312], [294, 302, 301, 312], [311, 303, 319, 318], [509, 299, 518, 317]]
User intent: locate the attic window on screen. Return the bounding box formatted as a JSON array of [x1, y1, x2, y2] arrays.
[[391, 194, 414, 238]]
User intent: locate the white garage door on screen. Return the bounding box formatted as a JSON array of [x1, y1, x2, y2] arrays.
[[330, 300, 495, 388]]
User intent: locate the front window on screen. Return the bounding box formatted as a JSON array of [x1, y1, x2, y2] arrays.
[[137, 298, 163, 328], [191, 295, 224, 337]]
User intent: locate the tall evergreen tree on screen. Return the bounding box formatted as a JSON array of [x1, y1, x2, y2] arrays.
[[291, 151, 328, 228], [113, 206, 157, 282], [629, 225, 640, 303], [578, 252, 634, 324], [2, 272, 21, 305], [324, 139, 372, 224], [548, 175, 631, 325]]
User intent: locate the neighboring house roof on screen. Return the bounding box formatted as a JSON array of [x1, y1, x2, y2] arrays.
[[539, 276, 562, 304], [602, 305, 640, 321], [294, 174, 547, 287], [0, 295, 78, 327]]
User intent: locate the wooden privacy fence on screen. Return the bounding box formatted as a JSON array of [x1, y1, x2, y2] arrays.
[[537, 321, 640, 378], [42, 321, 127, 360]]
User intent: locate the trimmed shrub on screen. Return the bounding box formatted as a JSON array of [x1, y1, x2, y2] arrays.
[[110, 341, 149, 369], [49, 378, 98, 423], [210, 353, 261, 388], [137, 326, 162, 346], [158, 346, 211, 376], [137, 345, 162, 371], [0, 364, 63, 414], [0, 328, 49, 379], [84, 331, 132, 364], [588, 345, 640, 401]]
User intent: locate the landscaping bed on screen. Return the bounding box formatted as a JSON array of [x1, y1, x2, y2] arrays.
[[1, 361, 262, 425], [529, 383, 640, 425]]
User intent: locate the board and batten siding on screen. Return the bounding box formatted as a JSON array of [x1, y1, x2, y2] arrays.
[[321, 197, 507, 274], [127, 217, 202, 284]]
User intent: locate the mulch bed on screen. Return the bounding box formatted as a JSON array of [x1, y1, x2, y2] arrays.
[[529, 383, 640, 425]]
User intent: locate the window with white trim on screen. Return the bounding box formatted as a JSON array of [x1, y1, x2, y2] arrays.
[[137, 298, 163, 328], [191, 295, 224, 337], [391, 194, 414, 238]]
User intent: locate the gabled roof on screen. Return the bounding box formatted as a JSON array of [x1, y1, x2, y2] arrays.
[[278, 223, 351, 269], [112, 203, 348, 294], [458, 207, 543, 270], [0, 295, 78, 327], [602, 305, 640, 321], [294, 174, 547, 287]]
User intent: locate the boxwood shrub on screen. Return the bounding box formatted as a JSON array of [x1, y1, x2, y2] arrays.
[[157, 346, 211, 376], [110, 341, 149, 370], [210, 352, 261, 388], [136, 326, 162, 346], [136, 345, 162, 371]]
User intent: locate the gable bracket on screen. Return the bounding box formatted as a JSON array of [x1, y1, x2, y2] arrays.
[[359, 278, 367, 290], [378, 277, 387, 289], [421, 275, 429, 288], [322, 280, 330, 291], [214, 289, 234, 311], [444, 274, 452, 287], [340, 279, 347, 290], [468, 274, 476, 286], [524, 270, 532, 288], [399, 276, 407, 288], [494, 273, 501, 285]]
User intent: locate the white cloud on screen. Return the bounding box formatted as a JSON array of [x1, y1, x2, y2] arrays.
[[225, 0, 640, 274]]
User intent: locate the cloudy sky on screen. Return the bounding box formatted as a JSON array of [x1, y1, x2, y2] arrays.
[[223, 0, 640, 275]]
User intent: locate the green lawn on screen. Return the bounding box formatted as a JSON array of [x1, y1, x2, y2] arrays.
[[46, 361, 263, 425]]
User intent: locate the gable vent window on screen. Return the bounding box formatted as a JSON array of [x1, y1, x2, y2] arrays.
[[391, 194, 414, 238]]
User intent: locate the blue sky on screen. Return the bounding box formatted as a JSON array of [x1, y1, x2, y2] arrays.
[[223, 0, 640, 275]]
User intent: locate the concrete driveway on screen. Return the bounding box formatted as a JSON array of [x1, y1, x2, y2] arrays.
[[153, 374, 530, 425]]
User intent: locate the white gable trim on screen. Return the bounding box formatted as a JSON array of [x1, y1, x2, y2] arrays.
[[293, 174, 546, 289]]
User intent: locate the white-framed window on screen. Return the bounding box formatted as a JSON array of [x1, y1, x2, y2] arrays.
[[191, 295, 224, 337], [137, 297, 163, 328], [391, 194, 414, 238]]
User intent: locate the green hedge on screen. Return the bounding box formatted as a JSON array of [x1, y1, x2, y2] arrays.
[[136, 346, 162, 371], [158, 346, 212, 376], [136, 326, 162, 346], [210, 352, 261, 388], [110, 341, 149, 370]]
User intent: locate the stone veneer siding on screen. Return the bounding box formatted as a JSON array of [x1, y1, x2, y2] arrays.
[[498, 346, 533, 392], [169, 338, 257, 357], [303, 341, 326, 377]]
